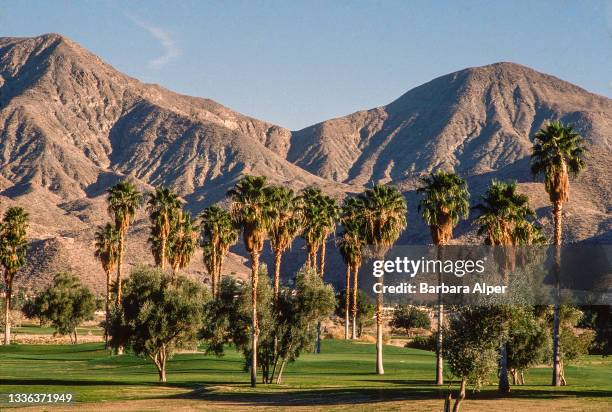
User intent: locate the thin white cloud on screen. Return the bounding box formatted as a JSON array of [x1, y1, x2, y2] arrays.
[[126, 13, 181, 68]]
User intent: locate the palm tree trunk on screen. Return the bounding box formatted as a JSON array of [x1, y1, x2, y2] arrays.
[[376, 272, 384, 375], [436, 245, 444, 385], [116, 229, 126, 355], [217, 253, 225, 299], [551, 201, 562, 386], [212, 241, 218, 298], [319, 240, 326, 279], [499, 246, 512, 393], [274, 251, 282, 302], [160, 234, 166, 271], [250, 250, 260, 388], [351, 263, 358, 340], [105, 269, 111, 348], [436, 298, 444, 384], [344, 265, 351, 340], [3, 279, 11, 345], [116, 231, 125, 306]]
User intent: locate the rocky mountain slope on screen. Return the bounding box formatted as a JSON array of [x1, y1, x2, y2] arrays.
[[0, 34, 609, 292]]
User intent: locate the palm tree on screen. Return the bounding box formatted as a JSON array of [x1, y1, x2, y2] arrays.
[[200, 205, 238, 298], [107, 181, 142, 305], [0, 207, 28, 345], [474, 179, 536, 393], [265, 186, 303, 302], [474, 180, 533, 248], [339, 197, 366, 340], [147, 187, 182, 270], [94, 223, 120, 347], [417, 170, 469, 385], [167, 211, 198, 276], [318, 194, 339, 279], [300, 187, 338, 353], [300, 188, 325, 270], [358, 185, 407, 374], [530, 120, 585, 387], [227, 175, 271, 388], [300, 188, 339, 277]]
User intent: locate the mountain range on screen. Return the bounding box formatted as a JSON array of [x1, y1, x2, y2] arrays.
[[0, 33, 610, 292]]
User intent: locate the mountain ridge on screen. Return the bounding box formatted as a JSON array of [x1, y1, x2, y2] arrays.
[[0, 33, 610, 291]]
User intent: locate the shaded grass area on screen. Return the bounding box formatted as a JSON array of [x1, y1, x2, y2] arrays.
[[0, 340, 610, 409]]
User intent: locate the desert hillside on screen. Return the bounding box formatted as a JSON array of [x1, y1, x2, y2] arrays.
[[0, 34, 609, 291]]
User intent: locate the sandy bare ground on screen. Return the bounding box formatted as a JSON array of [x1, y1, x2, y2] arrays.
[[12, 334, 104, 345]]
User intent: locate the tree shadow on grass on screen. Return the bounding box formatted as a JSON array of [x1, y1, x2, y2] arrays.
[[172, 385, 449, 407], [170, 385, 612, 408]]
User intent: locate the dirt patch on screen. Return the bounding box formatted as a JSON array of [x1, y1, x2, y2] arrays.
[[12, 334, 104, 345]]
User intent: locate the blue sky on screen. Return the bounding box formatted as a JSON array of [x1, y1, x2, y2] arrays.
[[1, 0, 610, 129]]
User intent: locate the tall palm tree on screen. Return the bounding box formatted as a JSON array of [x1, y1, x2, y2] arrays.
[[358, 185, 407, 374], [474, 179, 535, 393], [146, 187, 182, 270], [200, 205, 238, 298], [300, 188, 339, 277], [227, 175, 271, 388], [265, 186, 303, 301], [417, 170, 469, 385], [530, 120, 585, 386], [300, 187, 338, 353], [167, 211, 198, 276], [339, 197, 366, 340], [94, 223, 120, 347], [0, 207, 28, 345], [107, 181, 142, 305], [300, 188, 325, 270], [318, 194, 339, 279]]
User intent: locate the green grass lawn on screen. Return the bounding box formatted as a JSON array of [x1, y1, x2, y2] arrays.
[[0, 340, 610, 410]]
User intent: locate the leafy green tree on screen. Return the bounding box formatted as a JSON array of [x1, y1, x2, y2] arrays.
[[107, 181, 142, 305], [474, 180, 538, 392], [390, 305, 431, 336], [265, 186, 303, 301], [556, 306, 594, 385], [531, 121, 586, 386], [273, 267, 336, 383], [147, 187, 182, 270], [200, 206, 238, 298], [227, 175, 271, 387], [417, 170, 469, 385], [36, 272, 96, 344], [109, 266, 207, 382], [443, 306, 505, 412], [201, 267, 335, 384], [200, 266, 275, 383], [506, 307, 550, 385], [94, 223, 120, 347], [358, 184, 407, 375], [339, 196, 366, 339], [167, 211, 198, 276], [0, 207, 28, 345]]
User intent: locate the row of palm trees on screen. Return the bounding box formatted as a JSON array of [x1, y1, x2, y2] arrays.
[[92, 120, 585, 389]]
